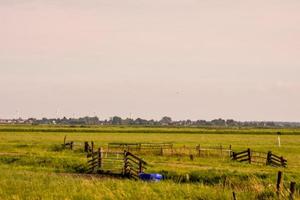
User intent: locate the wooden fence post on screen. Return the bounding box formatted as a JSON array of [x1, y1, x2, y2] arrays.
[[90, 147, 95, 173], [190, 154, 194, 161], [63, 136, 67, 146], [247, 148, 251, 164], [232, 191, 237, 200], [139, 161, 142, 174], [123, 151, 128, 176], [232, 152, 236, 160], [91, 141, 94, 154], [160, 147, 164, 156], [289, 182, 296, 200], [70, 141, 73, 150], [198, 145, 201, 157], [280, 156, 285, 167], [98, 147, 102, 169], [229, 145, 232, 157], [276, 171, 283, 198], [266, 151, 272, 165], [84, 142, 89, 152]]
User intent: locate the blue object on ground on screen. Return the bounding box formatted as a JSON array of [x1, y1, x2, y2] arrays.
[[139, 173, 163, 182]]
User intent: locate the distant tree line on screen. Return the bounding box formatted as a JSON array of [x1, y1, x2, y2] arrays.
[[17, 116, 300, 128]]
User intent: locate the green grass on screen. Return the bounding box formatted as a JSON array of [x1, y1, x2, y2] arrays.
[[2, 124, 300, 135], [0, 125, 299, 199]]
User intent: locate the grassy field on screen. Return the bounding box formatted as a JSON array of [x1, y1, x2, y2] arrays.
[[0, 125, 299, 200]]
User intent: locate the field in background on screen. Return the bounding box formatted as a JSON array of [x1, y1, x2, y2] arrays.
[[0, 125, 299, 200]]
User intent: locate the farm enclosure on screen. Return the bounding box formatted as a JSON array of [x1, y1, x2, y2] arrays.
[[0, 125, 300, 199]]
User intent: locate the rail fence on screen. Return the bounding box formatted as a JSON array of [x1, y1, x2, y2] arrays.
[[276, 171, 297, 200], [63, 138, 288, 168], [86, 147, 147, 179], [61, 137, 296, 197], [231, 148, 287, 167], [107, 142, 232, 158], [62, 136, 74, 150], [62, 137, 232, 159], [267, 151, 288, 167], [232, 171, 297, 200]]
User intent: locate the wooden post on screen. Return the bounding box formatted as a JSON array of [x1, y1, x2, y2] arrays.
[[70, 141, 73, 150], [84, 142, 89, 152], [123, 151, 128, 176], [229, 145, 232, 157], [266, 151, 272, 165], [189, 154, 194, 161], [63, 136, 67, 146], [277, 132, 281, 147], [98, 147, 102, 168], [90, 147, 95, 173], [91, 141, 94, 154], [232, 152, 235, 160], [160, 147, 164, 156], [289, 182, 296, 200], [232, 191, 237, 200], [139, 161, 142, 173], [247, 148, 251, 164], [276, 171, 283, 197], [280, 156, 284, 167], [198, 145, 201, 157]]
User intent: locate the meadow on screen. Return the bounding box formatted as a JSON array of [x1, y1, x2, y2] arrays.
[[0, 125, 299, 200]]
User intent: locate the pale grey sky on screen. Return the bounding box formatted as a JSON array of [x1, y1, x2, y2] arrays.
[[1, 0, 300, 121]]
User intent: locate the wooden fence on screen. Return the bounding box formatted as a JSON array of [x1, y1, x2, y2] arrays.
[[87, 148, 147, 179], [267, 151, 287, 167], [62, 136, 74, 150], [231, 149, 287, 167], [108, 142, 173, 155], [108, 142, 232, 158], [124, 151, 147, 179], [233, 171, 297, 200], [63, 138, 232, 159], [231, 149, 252, 164], [276, 171, 297, 200]]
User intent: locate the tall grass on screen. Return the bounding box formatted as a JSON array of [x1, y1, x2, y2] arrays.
[[0, 125, 299, 199]]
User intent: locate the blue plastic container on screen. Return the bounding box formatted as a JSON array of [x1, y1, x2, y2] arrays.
[[139, 173, 163, 182]]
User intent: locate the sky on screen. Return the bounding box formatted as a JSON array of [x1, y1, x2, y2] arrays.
[[0, 0, 300, 121]]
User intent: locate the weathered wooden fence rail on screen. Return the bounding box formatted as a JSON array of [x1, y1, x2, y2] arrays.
[[86, 147, 147, 179], [231, 149, 287, 167], [233, 171, 297, 200], [124, 151, 147, 179], [231, 148, 251, 163], [108, 142, 232, 158], [63, 138, 232, 159], [267, 151, 287, 167], [62, 136, 74, 150], [276, 171, 297, 200]]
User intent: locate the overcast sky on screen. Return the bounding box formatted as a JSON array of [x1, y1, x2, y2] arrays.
[[1, 0, 300, 121]]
